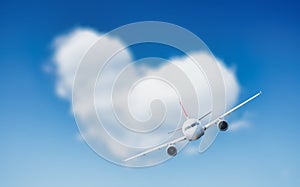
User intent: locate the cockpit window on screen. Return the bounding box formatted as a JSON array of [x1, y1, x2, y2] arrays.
[[184, 122, 198, 131], [191, 122, 197, 127]]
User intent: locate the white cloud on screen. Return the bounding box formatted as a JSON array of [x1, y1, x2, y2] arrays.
[[51, 27, 244, 164], [229, 119, 250, 131], [229, 111, 253, 131], [183, 145, 198, 155], [52, 28, 101, 99], [218, 62, 240, 109]]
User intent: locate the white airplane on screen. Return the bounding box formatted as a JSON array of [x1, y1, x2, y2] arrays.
[[124, 91, 261, 162]]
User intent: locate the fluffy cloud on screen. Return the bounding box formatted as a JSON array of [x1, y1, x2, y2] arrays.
[[50, 27, 242, 165], [229, 111, 253, 131], [52, 28, 101, 99]]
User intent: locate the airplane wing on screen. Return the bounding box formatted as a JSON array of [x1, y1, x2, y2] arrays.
[[204, 91, 262, 130], [124, 136, 187, 162]]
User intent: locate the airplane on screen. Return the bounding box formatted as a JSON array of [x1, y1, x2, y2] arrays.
[[124, 91, 262, 162]]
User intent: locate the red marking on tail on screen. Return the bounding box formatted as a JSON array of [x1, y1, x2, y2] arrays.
[[179, 100, 189, 119]]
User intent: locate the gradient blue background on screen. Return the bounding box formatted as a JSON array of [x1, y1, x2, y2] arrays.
[[1, 0, 300, 186]]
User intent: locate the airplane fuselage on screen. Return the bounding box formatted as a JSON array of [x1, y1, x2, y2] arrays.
[[182, 119, 205, 141]]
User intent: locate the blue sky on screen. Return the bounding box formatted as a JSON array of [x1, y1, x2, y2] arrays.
[[1, 0, 300, 186]]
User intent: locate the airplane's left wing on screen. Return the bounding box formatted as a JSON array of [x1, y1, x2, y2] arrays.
[[124, 136, 186, 162]]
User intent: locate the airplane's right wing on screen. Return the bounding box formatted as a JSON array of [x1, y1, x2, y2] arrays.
[[198, 91, 261, 152], [204, 91, 262, 130], [124, 136, 187, 162]]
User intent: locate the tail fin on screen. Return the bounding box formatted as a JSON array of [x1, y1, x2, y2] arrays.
[[179, 100, 189, 119]]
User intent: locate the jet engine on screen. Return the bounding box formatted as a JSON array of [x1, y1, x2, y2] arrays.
[[218, 121, 228, 131], [166, 145, 177, 156]]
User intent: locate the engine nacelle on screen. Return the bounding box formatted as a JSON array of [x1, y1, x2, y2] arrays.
[[166, 145, 177, 156], [218, 121, 228, 131]]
